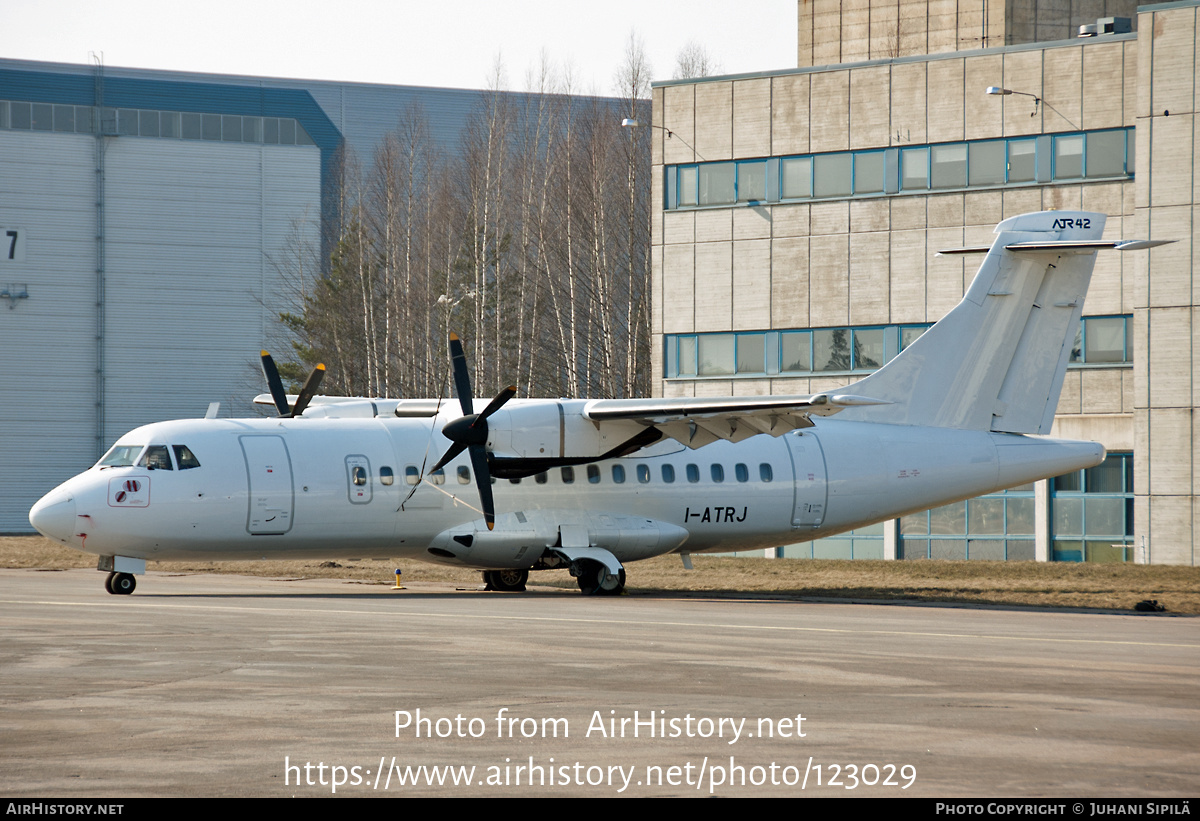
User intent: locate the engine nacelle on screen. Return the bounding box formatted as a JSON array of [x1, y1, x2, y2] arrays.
[[485, 400, 648, 461]]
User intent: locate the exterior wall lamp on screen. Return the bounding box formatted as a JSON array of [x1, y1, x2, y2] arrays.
[[987, 86, 1041, 118]]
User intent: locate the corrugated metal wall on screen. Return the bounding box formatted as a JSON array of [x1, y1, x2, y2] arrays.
[[0, 129, 320, 531], [0, 131, 96, 530]]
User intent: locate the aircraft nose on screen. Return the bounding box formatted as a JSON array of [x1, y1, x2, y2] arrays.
[[29, 491, 77, 545]]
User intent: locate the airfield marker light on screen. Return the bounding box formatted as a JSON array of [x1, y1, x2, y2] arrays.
[[393, 569, 405, 590]]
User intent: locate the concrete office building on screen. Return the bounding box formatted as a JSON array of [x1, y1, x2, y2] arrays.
[[0, 58, 509, 532], [649, 1, 1198, 564]]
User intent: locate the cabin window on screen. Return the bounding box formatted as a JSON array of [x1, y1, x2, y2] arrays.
[[380, 466, 395, 486], [457, 466, 471, 484], [353, 466, 368, 486], [686, 464, 700, 483], [612, 465, 626, 484], [431, 468, 445, 485], [711, 464, 725, 483], [637, 464, 651, 484], [137, 445, 173, 470], [760, 463, 774, 482], [99, 445, 143, 467], [405, 466, 420, 485], [587, 465, 601, 484], [661, 464, 675, 483], [173, 445, 201, 469], [735, 463, 749, 483], [561, 466, 575, 484]]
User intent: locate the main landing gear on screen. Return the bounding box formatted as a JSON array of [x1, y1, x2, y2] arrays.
[[104, 572, 136, 595], [482, 569, 529, 592], [572, 561, 625, 596]]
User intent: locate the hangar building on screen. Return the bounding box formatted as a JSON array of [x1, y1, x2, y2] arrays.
[[0, 58, 500, 532], [649, 0, 1198, 564]]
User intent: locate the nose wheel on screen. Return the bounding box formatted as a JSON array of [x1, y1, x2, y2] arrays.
[[482, 569, 529, 592], [105, 572, 136, 595]]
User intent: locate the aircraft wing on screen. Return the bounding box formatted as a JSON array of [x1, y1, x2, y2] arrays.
[[581, 393, 888, 448]]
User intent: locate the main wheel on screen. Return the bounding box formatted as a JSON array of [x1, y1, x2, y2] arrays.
[[110, 572, 136, 595], [484, 569, 528, 592], [104, 572, 116, 594], [574, 562, 625, 596]]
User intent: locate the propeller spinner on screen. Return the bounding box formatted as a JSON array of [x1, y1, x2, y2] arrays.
[[259, 351, 325, 418], [429, 333, 516, 531]]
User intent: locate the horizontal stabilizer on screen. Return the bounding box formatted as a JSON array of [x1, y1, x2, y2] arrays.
[[939, 239, 1173, 255]]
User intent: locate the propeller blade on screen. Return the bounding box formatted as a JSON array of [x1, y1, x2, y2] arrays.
[[474, 386, 516, 427], [260, 351, 291, 416], [469, 445, 495, 531], [289, 363, 326, 417], [448, 332, 474, 417], [429, 441, 467, 475]]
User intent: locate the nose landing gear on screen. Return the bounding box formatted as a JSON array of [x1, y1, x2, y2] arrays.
[[482, 569, 529, 592]]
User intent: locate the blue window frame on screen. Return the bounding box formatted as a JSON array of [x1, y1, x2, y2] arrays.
[[664, 128, 1133, 209], [1050, 453, 1133, 562], [666, 316, 1130, 380]]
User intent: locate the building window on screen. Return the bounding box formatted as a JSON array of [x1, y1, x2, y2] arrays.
[[663, 128, 1133, 209], [930, 144, 967, 189], [901, 147, 928, 190], [666, 317, 1128, 380], [737, 160, 767, 202], [0, 99, 315, 146], [853, 151, 885, 195], [1070, 316, 1132, 365], [781, 156, 812, 198], [1051, 453, 1133, 562], [1053, 134, 1084, 179], [699, 162, 735, 205], [786, 522, 885, 559], [900, 484, 1036, 561], [814, 153, 852, 198]]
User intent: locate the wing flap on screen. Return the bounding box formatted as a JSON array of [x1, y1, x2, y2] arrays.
[[583, 394, 886, 448]]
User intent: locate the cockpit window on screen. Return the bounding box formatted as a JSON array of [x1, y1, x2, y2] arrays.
[[98, 445, 143, 468], [173, 445, 200, 469], [137, 445, 174, 470]]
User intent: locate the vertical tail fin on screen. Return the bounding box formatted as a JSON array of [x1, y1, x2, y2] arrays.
[[839, 211, 1105, 434]]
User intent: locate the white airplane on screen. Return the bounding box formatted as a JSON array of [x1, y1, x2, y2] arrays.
[[29, 211, 1166, 596]]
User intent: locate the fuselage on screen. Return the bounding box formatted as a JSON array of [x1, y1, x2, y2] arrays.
[[29, 409, 1104, 571]]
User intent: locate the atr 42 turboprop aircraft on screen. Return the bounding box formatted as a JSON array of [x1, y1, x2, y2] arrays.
[[30, 211, 1168, 595]]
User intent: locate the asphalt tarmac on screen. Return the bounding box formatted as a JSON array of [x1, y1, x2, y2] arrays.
[[2, 568, 1196, 797]]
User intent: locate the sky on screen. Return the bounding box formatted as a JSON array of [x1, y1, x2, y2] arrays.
[[3, 0, 798, 95]]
